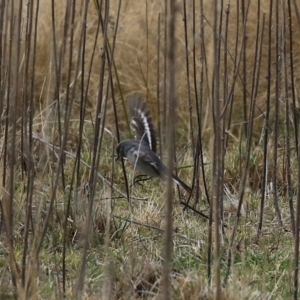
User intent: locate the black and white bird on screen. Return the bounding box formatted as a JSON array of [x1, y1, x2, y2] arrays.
[[116, 94, 192, 193]]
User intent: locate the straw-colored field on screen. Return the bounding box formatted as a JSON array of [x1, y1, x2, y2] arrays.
[[0, 1, 299, 299]]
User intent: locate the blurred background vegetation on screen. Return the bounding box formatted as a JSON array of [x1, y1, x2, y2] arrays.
[[0, 0, 300, 299]]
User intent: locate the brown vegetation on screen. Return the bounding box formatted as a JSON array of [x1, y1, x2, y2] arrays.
[[0, 0, 300, 299]]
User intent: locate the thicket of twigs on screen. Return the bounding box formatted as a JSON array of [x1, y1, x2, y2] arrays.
[[1, 0, 300, 299]]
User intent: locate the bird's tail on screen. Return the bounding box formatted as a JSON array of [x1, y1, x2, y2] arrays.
[[172, 175, 192, 194]]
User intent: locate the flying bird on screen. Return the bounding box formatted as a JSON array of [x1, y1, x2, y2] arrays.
[[116, 94, 192, 194]]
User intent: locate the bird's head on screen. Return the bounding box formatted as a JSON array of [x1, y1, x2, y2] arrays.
[[116, 140, 131, 161]]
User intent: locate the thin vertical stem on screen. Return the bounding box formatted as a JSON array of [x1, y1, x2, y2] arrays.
[[273, 0, 283, 227], [156, 13, 162, 157], [212, 1, 222, 297], [257, 0, 273, 237], [163, 1, 176, 299]]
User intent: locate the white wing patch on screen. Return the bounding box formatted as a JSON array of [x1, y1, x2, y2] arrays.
[[136, 108, 153, 150], [131, 119, 138, 139], [131, 119, 138, 128]]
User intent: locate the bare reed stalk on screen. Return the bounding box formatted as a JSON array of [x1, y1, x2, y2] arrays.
[[156, 12, 162, 158], [241, 0, 248, 138], [282, 0, 295, 235], [219, 3, 230, 228], [76, 0, 110, 298], [33, 0, 67, 251], [186, 0, 208, 207], [0, 0, 4, 118], [197, 0, 210, 206], [145, 0, 149, 98], [189, 0, 199, 202], [292, 1, 300, 295], [110, 88, 132, 199], [286, 13, 300, 297], [182, 0, 194, 153], [21, 0, 34, 287], [22, 0, 39, 297], [163, 1, 176, 299], [25, 0, 80, 297], [191, 0, 197, 156], [162, 0, 168, 148], [224, 2, 265, 286], [273, 0, 283, 227], [61, 0, 91, 296], [294, 130, 300, 298], [289, 1, 299, 157], [257, 0, 273, 237], [287, 0, 299, 234], [211, 1, 222, 297], [223, 0, 243, 149], [52, 0, 70, 181], [1, 1, 23, 296], [101, 0, 122, 298]]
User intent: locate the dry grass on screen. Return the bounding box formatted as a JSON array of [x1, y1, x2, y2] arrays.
[[0, 0, 300, 299]]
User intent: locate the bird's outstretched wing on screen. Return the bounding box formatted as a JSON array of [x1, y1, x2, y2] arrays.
[[128, 94, 157, 153], [131, 147, 157, 168]]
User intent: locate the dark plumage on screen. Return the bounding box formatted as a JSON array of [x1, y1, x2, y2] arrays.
[[116, 95, 192, 193], [116, 139, 192, 193]]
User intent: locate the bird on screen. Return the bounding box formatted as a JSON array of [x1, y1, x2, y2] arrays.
[[116, 94, 192, 194]]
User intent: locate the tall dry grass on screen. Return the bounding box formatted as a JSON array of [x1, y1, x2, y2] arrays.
[[9, 0, 300, 148], [0, 0, 300, 299]]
